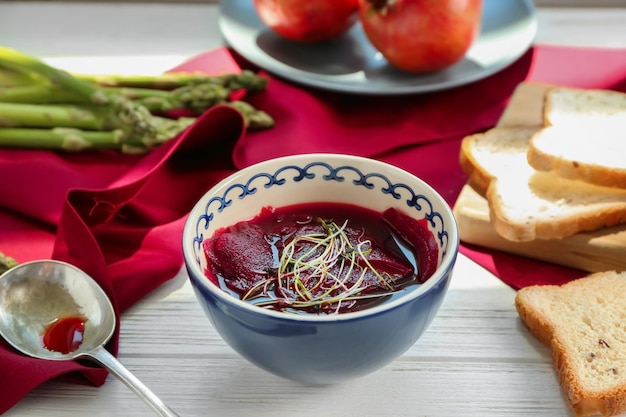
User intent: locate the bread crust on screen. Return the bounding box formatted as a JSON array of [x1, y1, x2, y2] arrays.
[[488, 178, 626, 242], [528, 137, 626, 190], [459, 127, 540, 198], [516, 272, 626, 417], [515, 271, 626, 417], [458, 132, 494, 196], [536, 87, 626, 189], [553, 342, 626, 417]]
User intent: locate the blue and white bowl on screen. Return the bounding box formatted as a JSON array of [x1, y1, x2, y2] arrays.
[[183, 153, 459, 384]]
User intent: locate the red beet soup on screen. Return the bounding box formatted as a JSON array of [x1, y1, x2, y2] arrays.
[[203, 203, 439, 315]]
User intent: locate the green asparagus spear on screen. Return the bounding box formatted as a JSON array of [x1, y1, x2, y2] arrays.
[[0, 102, 120, 130], [0, 127, 127, 151], [0, 83, 228, 113], [0, 47, 107, 104], [73, 69, 268, 92], [126, 82, 231, 113], [0, 85, 82, 104], [0, 76, 267, 115], [0, 118, 197, 153], [0, 252, 18, 275], [0, 67, 45, 87], [226, 101, 275, 130]]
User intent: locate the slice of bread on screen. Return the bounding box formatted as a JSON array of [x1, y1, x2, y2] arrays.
[[529, 126, 626, 189], [515, 270, 626, 417], [461, 80, 546, 195], [528, 88, 626, 189], [543, 87, 626, 128], [460, 127, 626, 241], [459, 127, 539, 195]]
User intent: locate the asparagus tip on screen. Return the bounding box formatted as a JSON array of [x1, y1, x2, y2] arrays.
[[0, 252, 18, 275]]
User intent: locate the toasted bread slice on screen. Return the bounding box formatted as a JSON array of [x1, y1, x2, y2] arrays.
[[515, 270, 626, 417], [461, 127, 626, 241]]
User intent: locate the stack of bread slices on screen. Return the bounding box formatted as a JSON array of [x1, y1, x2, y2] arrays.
[[454, 81, 626, 273], [459, 82, 626, 417], [459, 82, 626, 242]]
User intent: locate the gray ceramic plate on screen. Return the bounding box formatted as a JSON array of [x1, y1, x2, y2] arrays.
[[219, 0, 537, 95]]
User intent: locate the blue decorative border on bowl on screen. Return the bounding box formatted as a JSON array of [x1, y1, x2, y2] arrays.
[[190, 162, 450, 268]]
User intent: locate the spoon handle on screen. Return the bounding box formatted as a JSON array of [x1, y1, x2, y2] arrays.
[[87, 347, 180, 417]]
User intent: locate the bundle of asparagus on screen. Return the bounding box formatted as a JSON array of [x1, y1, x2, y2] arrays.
[[0, 47, 273, 153]]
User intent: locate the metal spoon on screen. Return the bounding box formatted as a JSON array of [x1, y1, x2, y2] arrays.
[[0, 259, 179, 417]]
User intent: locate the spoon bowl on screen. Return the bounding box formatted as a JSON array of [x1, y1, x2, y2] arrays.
[[0, 260, 115, 360], [0, 260, 179, 417]]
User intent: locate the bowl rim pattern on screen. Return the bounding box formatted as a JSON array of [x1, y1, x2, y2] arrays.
[[183, 154, 459, 322]]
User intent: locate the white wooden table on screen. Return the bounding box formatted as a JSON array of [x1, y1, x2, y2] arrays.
[[1, 3, 626, 416]]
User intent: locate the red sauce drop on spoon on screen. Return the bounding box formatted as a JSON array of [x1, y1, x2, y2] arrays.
[[42, 316, 86, 354]]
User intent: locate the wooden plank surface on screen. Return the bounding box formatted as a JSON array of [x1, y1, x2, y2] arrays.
[[5, 257, 570, 417]]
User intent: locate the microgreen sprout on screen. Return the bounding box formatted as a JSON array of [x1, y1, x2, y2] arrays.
[[241, 218, 403, 314]]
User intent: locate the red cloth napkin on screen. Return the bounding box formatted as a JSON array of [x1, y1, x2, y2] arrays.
[[0, 49, 245, 414], [1, 44, 625, 413]]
